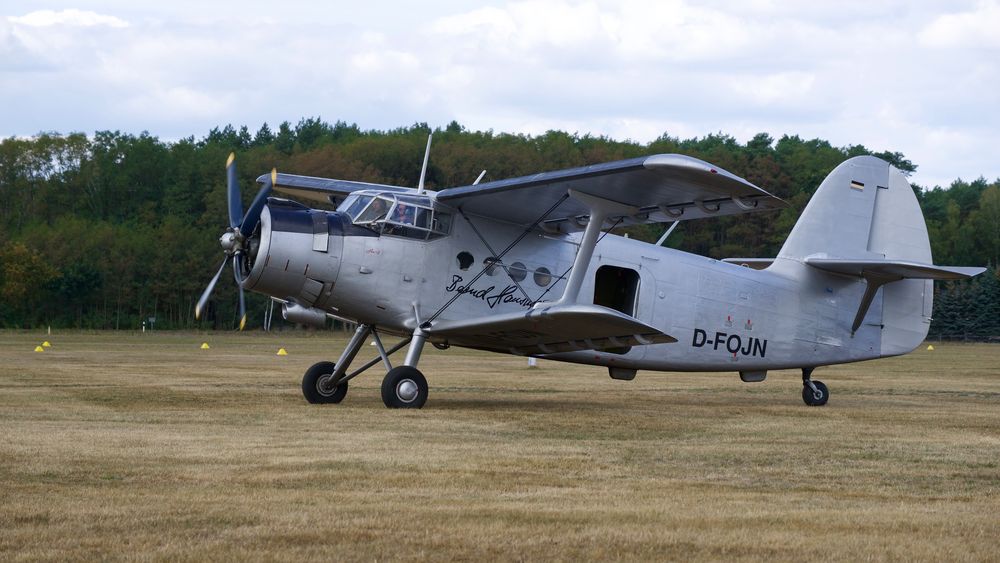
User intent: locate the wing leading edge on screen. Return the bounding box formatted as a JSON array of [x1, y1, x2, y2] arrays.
[[423, 303, 676, 355]]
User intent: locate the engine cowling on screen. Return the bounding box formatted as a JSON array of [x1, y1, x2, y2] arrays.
[[242, 199, 347, 312]]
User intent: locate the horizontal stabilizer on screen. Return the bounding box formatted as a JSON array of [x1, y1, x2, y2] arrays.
[[423, 304, 676, 355], [805, 258, 984, 281], [805, 258, 985, 334]]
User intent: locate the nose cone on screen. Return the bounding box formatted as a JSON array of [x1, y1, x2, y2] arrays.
[[242, 203, 345, 308]]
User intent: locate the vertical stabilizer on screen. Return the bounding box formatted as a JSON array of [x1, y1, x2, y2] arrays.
[[778, 156, 897, 261], [776, 156, 937, 356]]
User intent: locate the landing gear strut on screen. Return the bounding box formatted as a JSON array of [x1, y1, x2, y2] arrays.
[[299, 323, 431, 408], [382, 328, 429, 409], [801, 367, 829, 406]]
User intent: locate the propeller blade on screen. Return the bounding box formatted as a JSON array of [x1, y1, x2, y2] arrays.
[[226, 153, 243, 229], [237, 285, 247, 331], [239, 168, 275, 238], [230, 255, 247, 331], [195, 257, 229, 321]]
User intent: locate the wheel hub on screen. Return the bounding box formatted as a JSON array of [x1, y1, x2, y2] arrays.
[[317, 374, 336, 396], [396, 379, 419, 403]]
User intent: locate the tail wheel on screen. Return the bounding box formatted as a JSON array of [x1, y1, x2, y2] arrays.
[[802, 380, 829, 406], [381, 366, 428, 409], [302, 361, 348, 404]]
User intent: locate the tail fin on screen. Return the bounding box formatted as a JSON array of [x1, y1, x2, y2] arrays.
[[777, 156, 929, 263], [776, 156, 983, 355]]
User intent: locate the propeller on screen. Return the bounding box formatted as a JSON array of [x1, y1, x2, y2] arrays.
[[194, 153, 275, 330]]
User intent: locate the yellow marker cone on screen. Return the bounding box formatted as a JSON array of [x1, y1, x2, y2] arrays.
[[277, 348, 288, 356], [927, 344, 935, 351], [42, 341, 51, 347], [34, 346, 44, 352], [200, 342, 210, 350]]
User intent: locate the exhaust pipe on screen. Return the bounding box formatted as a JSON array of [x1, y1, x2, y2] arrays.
[[282, 303, 328, 328]]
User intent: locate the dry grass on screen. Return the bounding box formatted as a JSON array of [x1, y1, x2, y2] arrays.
[[1, 330, 998, 561]]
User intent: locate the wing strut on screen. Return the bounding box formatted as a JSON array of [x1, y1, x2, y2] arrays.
[[549, 190, 638, 307]]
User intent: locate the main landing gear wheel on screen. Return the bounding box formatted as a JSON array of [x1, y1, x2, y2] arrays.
[[381, 366, 428, 409], [302, 361, 348, 404]]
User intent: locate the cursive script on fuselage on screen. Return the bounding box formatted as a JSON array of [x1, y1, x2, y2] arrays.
[[445, 275, 534, 309]]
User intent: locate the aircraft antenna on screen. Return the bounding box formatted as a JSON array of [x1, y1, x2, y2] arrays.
[[417, 133, 432, 194], [473, 170, 487, 185]]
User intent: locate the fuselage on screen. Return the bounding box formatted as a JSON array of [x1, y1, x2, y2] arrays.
[[242, 194, 927, 373]]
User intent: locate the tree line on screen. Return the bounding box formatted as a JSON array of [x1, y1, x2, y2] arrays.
[[0, 119, 996, 339]]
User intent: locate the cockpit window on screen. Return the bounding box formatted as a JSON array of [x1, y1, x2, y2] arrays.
[[341, 195, 373, 221], [356, 197, 392, 223], [337, 191, 451, 240]]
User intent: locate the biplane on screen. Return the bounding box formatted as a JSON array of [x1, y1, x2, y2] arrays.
[[196, 137, 984, 408]]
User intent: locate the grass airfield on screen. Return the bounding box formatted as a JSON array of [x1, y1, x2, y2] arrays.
[[1, 330, 998, 561]]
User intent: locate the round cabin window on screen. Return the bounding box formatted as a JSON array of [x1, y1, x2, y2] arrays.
[[508, 262, 527, 282], [533, 267, 552, 287]]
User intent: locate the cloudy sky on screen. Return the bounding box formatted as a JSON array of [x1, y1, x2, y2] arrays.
[[2, 1, 997, 188]]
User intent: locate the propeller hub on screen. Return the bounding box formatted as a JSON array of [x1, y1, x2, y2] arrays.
[[219, 230, 241, 253]]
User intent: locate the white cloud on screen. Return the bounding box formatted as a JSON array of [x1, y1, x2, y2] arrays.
[[919, 0, 1000, 49], [430, 0, 753, 65], [124, 86, 230, 120], [0, 1, 996, 186], [9, 9, 129, 28]]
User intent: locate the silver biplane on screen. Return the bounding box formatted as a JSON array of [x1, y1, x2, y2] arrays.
[[196, 137, 984, 408]]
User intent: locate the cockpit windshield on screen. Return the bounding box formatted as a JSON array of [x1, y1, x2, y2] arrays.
[[337, 191, 452, 240]]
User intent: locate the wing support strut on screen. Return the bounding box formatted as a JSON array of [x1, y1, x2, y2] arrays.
[[548, 190, 638, 307]]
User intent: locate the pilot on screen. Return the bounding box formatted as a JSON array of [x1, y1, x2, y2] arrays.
[[392, 201, 415, 225], [359, 198, 388, 223]]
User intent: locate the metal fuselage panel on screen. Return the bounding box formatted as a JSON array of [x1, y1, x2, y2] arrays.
[[245, 203, 890, 373]]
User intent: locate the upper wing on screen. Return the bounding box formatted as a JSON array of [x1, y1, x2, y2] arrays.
[[423, 303, 676, 355], [258, 172, 412, 206], [434, 154, 785, 228]]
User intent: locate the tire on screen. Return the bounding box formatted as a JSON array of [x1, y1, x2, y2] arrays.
[[802, 380, 829, 406], [302, 361, 348, 404], [381, 366, 428, 409]]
